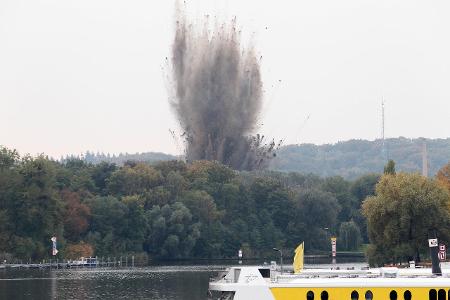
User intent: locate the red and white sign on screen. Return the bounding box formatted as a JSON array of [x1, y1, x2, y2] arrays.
[[439, 244, 446, 261], [331, 237, 337, 258]]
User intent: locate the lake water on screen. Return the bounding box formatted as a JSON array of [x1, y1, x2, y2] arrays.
[[0, 259, 367, 299]]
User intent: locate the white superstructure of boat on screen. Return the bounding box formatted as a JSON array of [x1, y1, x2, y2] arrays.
[[208, 265, 450, 300]]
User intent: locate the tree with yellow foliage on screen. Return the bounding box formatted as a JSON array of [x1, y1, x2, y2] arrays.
[[363, 173, 450, 266], [437, 162, 450, 191]]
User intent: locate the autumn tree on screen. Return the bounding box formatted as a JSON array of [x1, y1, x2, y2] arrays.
[[363, 173, 450, 266], [437, 162, 450, 191], [62, 190, 91, 242], [65, 242, 94, 259]]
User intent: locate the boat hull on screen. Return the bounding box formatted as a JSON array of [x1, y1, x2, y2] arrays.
[[270, 287, 448, 299]]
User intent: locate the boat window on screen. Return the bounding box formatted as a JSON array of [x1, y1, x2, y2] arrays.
[[233, 269, 240, 283], [430, 289, 437, 300], [307, 291, 314, 300], [365, 290, 373, 300], [258, 268, 270, 278], [351, 290, 359, 300], [404, 290, 412, 300], [321, 291, 329, 300], [219, 291, 235, 300], [438, 289, 446, 300], [390, 290, 398, 300]]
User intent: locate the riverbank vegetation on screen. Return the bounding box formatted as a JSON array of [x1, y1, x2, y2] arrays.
[[1, 146, 449, 265], [363, 172, 450, 265]]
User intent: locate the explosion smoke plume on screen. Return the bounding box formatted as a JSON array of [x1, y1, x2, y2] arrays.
[[169, 7, 278, 170]]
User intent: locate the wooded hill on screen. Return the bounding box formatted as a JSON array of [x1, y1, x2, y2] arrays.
[[271, 137, 450, 179], [75, 138, 450, 180]]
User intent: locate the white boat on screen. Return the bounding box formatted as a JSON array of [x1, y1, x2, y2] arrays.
[[67, 257, 98, 267], [208, 264, 450, 300]]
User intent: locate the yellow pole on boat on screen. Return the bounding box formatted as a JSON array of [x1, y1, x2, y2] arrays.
[[293, 242, 304, 274]]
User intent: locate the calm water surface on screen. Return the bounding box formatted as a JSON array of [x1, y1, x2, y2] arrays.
[[0, 265, 218, 300], [0, 260, 367, 300]]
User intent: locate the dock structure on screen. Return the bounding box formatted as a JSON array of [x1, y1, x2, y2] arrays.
[[0, 256, 136, 270]]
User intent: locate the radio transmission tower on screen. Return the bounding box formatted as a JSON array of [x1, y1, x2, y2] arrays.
[[381, 100, 388, 161]]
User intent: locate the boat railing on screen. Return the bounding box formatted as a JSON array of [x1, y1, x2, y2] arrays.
[[210, 277, 234, 283], [270, 270, 449, 282]]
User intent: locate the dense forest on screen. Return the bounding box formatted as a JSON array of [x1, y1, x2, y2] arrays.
[[0, 146, 378, 262], [71, 138, 450, 180]]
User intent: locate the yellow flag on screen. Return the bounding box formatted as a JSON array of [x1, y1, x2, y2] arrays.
[[293, 242, 304, 274]]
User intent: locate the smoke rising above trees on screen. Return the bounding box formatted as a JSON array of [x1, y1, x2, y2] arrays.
[[168, 5, 278, 171]]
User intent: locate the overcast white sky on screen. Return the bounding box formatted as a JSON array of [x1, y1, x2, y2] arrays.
[[1, 0, 449, 158]]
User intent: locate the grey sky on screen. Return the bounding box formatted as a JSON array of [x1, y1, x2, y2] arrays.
[[1, 0, 449, 158]]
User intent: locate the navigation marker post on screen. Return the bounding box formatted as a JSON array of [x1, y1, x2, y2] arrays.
[[439, 244, 446, 261], [50, 237, 58, 256], [331, 237, 337, 264]]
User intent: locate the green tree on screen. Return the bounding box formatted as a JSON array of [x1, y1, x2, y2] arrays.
[[91, 162, 117, 195], [0, 147, 21, 254], [248, 177, 294, 231], [350, 174, 380, 201], [146, 202, 200, 258], [107, 163, 162, 196], [322, 176, 358, 223], [350, 173, 380, 242], [13, 156, 64, 259], [86, 196, 128, 255], [384, 159, 396, 175], [121, 195, 148, 252], [363, 173, 450, 266], [0, 146, 19, 170], [338, 221, 362, 251], [288, 188, 341, 250]]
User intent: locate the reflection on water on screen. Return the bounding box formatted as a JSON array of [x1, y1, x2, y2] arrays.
[[0, 266, 219, 300], [0, 259, 366, 300]]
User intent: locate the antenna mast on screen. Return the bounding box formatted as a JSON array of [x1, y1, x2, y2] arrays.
[[381, 100, 388, 161]]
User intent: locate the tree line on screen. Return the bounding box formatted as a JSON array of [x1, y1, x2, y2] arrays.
[[1, 145, 450, 266], [0, 146, 376, 262]]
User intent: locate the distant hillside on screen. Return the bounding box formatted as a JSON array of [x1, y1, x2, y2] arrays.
[[270, 137, 450, 179], [72, 137, 450, 179]]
